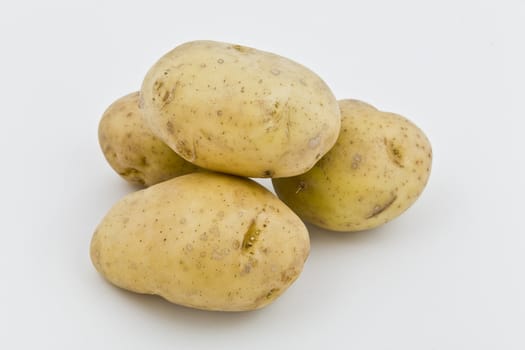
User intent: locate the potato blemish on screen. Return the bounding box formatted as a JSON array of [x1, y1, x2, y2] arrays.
[[176, 140, 196, 161], [118, 168, 145, 185], [385, 138, 404, 168], [266, 288, 280, 299], [231, 44, 251, 53], [308, 134, 321, 149], [295, 181, 307, 194], [242, 220, 261, 253], [166, 121, 174, 134], [262, 169, 274, 177], [351, 153, 362, 169], [366, 195, 397, 219]]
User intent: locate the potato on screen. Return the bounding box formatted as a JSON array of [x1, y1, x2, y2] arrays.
[[140, 40, 341, 178], [90, 172, 310, 311], [272, 99, 432, 232], [98, 92, 199, 186]]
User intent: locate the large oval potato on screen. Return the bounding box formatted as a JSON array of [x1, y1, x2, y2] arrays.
[[272, 99, 432, 232], [90, 172, 310, 311], [98, 92, 199, 186], [140, 40, 341, 178]]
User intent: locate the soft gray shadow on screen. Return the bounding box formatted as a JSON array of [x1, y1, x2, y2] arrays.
[[105, 278, 266, 327], [307, 221, 392, 248], [108, 177, 144, 194]]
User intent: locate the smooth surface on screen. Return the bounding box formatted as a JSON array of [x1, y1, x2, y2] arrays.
[[1, 1, 523, 349]]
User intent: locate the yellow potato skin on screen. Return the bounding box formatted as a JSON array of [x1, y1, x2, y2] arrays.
[[272, 99, 432, 232], [98, 92, 199, 186], [90, 172, 310, 311], [140, 40, 341, 178]]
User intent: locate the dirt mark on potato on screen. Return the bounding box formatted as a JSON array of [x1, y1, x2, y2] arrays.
[[242, 220, 261, 253], [366, 195, 397, 219]]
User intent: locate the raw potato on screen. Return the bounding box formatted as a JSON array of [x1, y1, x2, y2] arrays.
[[90, 172, 310, 311], [98, 92, 199, 186], [272, 99, 432, 232], [140, 40, 341, 178]]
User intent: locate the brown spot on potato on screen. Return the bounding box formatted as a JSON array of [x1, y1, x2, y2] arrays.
[[179, 259, 189, 272], [296, 181, 307, 194], [232, 44, 251, 53], [266, 288, 279, 299], [176, 140, 195, 161], [366, 195, 397, 219], [153, 80, 164, 91], [166, 121, 174, 134], [262, 170, 274, 177], [161, 90, 170, 102], [118, 168, 145, 186], [242, 220, 261, 252], [280, 268, 296, 283], [385, 138, 404, 168], [217, 58, 224, 64]]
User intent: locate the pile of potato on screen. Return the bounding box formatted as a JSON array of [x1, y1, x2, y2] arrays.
[[91, 40, 432, 312]]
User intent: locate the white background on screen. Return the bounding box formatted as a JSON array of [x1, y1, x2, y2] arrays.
[[1, 1, 524, 349]]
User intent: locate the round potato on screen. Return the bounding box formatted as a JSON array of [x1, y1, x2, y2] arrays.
[[90, 172, 310, 311], [272, 99, 432, 232], [98, 92, 199, 186], [140, 40, 341, 178]]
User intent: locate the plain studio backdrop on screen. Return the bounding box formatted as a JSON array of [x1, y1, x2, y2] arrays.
[[0, 1, 523, 349]]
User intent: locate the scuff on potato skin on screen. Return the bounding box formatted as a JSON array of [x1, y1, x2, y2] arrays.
[[272, 99, 432, 232], [90, 172, 310, 311]]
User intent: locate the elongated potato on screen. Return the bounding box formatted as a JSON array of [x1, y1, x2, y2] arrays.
[[90, 172, 310, 311], [140, 40, 341, 178], [98, 92, 199, 186], [272, 99, 432, 232]]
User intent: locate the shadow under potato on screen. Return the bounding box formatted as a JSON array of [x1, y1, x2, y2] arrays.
[[105, 277, 268, 325], [307, 221, 393, 247]]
